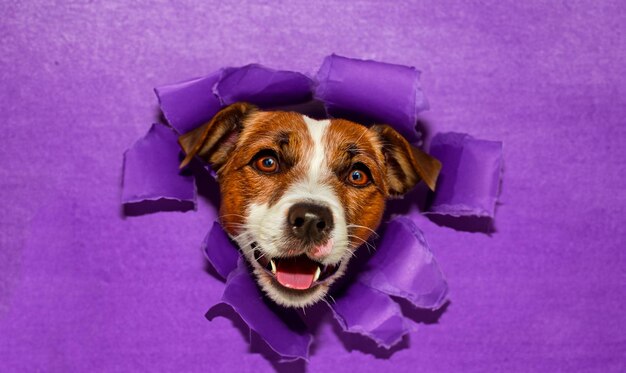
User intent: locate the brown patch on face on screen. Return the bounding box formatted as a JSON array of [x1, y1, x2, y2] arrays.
[[323, 119, 389, 249], [217, 111, 313, 235]]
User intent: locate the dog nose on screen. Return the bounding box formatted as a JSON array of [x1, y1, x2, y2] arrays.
[[287, 203, 334, 243]]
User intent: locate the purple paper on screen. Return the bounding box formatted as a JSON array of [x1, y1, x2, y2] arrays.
[[3, 3, 624, 371], [330, 282, 414, 349], [315, 54, 428, 142], [202, 221, 239, 280], [155, 72, 223, 135], [156, 65, 314, 136], [214, 64, 314, 107], [121, 123, 196, 207], [429, 132, 504, 218], [219, 259, 313, 361], [359, 216, 448, 310]]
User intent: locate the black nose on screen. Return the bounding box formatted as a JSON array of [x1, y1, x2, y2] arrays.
[[287, 203, 334, 244]]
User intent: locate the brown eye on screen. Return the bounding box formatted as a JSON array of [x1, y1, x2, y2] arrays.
[[347, 165, 370, 187], [254, 155, 279, 173]]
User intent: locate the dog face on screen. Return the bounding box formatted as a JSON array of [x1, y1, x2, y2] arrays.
[[179, 103, 440, 307]]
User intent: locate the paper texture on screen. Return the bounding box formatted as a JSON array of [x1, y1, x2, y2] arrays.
[[155, 64, 314, 136], [358, 216, 448, 309], [214, 64, 314, 107], [429, 132, 503, 217], [315, 54, 428, 142], [122, 123, 196, 208], [155, 72, 223, 135], [330, 282, 414, 349]]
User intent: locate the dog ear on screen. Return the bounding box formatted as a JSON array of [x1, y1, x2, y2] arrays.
[[370, 124, 441, 196], [178, 102, 259, 170]]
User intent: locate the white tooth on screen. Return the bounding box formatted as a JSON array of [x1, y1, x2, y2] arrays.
[[270, 259, 276, 274], [313, 266, 321, 282]]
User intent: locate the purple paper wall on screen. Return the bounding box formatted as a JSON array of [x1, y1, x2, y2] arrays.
[[1, 1, 624, 372]]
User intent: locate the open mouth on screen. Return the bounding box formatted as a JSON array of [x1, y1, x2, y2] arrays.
[[253, 246, 340, 290]]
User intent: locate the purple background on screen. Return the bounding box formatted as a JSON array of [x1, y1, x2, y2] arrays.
[[1, 1, 625, 372]]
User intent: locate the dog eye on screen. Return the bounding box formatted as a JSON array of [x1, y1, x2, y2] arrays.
[[254, 155, 279, 173], [346, 164, 371, 187]]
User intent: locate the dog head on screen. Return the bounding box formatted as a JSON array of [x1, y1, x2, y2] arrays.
[[179, 103, 441, 307]]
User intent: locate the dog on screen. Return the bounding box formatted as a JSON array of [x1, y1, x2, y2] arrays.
[[178, 102, 441, 308]]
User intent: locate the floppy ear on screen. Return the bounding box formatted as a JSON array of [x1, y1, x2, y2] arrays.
[[178, 102, 259, 170], [370, 124, 442, 196]]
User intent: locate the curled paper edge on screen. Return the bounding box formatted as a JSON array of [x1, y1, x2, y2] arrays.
[[329, 282, 415, 349], [429, 132, 504, 219], [425, 203, 493, 218], [202, 221, 239, 280], [358, 216, 449, 310], [155, 72, 223, 135], [213, 64, 314, 108], [314, 54, 429, 142], [218, 259, 313, 361], [121, 123, 196, 211]]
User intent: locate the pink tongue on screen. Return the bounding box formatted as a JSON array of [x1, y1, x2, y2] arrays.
[[275, 258, 318, 290]]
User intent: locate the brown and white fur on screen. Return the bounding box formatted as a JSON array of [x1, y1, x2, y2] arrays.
[[179, 103, 441, 308]]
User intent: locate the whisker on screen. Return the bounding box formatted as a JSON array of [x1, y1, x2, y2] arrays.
[[333, 239, 363, 251], [346, 224, 380, 238], [326, 294, 336, 305], [335, 245, 358, 258], [346, 234, 377, 247]]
